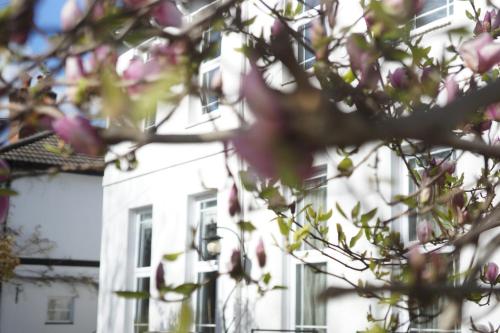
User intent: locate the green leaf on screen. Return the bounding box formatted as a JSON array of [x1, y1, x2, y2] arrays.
[[318, 209, 333, 221], [242, 16, 257, 26], [163, 252, 183, 261], [287, 241, 301, 252], [294, 224, 311, 242], [262, 272, 271, 284], [0, 188, 17, 196], [337, 157, 354, 176], [237, 221, 256, 232], [361, 208, 377, 224], [336, 223, 346, 244], [115, 291, 149, 299], [175, 301, 192, 333], [172, 283, 199, 296], [336, 202, 347, 219], [351, 202, 361, 219], [239, 170, 257, 192], [277, 217, 290, 236], [349, 228, 364, 247], [271, 285, 287, 290]]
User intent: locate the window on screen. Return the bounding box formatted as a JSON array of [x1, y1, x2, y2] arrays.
[[201, 26, 221, 61], [295, 263, 327, 333], [195, 271, 218, 333], [132, 209, 152, 333], [412, 0, 453, 29], [195, 25, 221, 121], [409, 255, 460, 332], [297, 23, 315, 70], [407, 150, 453, 242], [46, 297, 74, 324], [197, 196, 218, 261], [193, 195, 218, 333], [201, 68, 220, 114], [297, 166, 327, 250]]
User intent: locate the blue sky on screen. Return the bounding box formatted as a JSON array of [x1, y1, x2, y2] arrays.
[[28, 0, 68, 55]]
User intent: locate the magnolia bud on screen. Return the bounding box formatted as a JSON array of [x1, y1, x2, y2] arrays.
[[155, 262, 165, 289], [485, 262, 499, 284], [256, 238, 266, 268], [388, 67, 409, 89], [228, 183, 241, 217], [0, 196, 9, 224], [229, 249, 243, 280]]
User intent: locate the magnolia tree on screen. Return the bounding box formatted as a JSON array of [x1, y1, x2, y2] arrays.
[[1, 0, 500, 332]]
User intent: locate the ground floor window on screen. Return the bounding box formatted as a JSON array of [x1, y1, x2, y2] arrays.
[[196, 271, 218, 333], [46, 296, 74, 324], [295, 262, 327, 333]]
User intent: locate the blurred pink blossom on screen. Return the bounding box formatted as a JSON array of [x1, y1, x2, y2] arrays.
[[459, 33, 500, 74], [52, 116, 104, 156]]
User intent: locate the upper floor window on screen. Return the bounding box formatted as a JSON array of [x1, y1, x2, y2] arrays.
[[201, 26, 221, 61], [298, 0, 321, 14], [295, 262, 327, 333], [201, 67, 220, 114], [46, 296, 74, 324], [297, 166, 327, 251], [297, 22, 315, 70], [407, 150, 453, 242], [412, 0, 454, 29], [132, 208, 152, 333]]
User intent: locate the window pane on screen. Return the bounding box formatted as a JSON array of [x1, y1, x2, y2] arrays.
[[301, 0, 321, 12], [137, 221, 152, 267], [296, 263, 327, 329], [196, 271, 217, 333], [201, 68, 220, 114], [420, 0, 447, 13], [134, 277, 150, 333], [202, 27, 221, 60], [46, 297, 73, 322], [199, 197, 218, 260], [416, 8, 447, 27], [297, 23, 315, 70], [298, 173, 327, 250]]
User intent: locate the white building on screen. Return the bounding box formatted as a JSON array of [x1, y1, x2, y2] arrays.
[[0, 131, 104, 333], [98, 1, 500, 333]]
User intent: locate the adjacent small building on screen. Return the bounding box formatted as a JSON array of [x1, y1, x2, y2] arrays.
[[0, 130, 104, 333]]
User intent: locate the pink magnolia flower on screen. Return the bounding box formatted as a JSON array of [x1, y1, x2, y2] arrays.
[[388, 67, 409, 89], [0, 160, 10, 183], [0, 196, 9, 224], [228, 183, 241, 217], [61, 0, 84, 31], [122, 57, 162, 94], [152, 1, 182, 28], [459, 33, 500, 74], [52, 116, 104, 156], [474, 10, 499, 34], [234, 64, 315, 184], [485, 103, 500, 121], [256, 238, 266, 268], [271, 19, 286, 38], [65, 56, 86, 82], [416, 220, 433, 244], [89, 45, 118, 72], [485, 262, 499, 284], [444, 76, 459, 104], [382, 0, 423, 19]]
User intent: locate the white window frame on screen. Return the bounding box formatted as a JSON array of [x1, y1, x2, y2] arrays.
[[188, 23, 222, 126], [291, 261, 328, 333], [292, 0, 321, 71], [295, 165, 328, 253], [411, 0, 454, 33], [46, 296, 75, 324], [190, 193, 219, 333], [402, 149, 454, 245], [130, 207, 153, 333]]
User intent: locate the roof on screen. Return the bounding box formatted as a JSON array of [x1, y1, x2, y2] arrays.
[[0, 131, 104, 175]]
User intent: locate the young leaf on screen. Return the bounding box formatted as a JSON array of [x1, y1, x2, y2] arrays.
[[336, 202, 347, 219], [115, 291, 149, 299], [351, 202, 361, 219], [163, 252, 183, 261], [237, 221, 256, 232], [277, 217, 290, 236]]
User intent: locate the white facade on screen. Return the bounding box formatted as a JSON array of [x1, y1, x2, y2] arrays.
[[1, 172, 103, 333], [98, 1, 500, 333]]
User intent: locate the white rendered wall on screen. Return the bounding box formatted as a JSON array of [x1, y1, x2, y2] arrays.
[[0, 172, 103, 333]]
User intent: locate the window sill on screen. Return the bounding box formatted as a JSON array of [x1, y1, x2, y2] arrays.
[[186, 111, 221, 129], [45, 321, 74, 325], [410, 18, 452, 38]]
